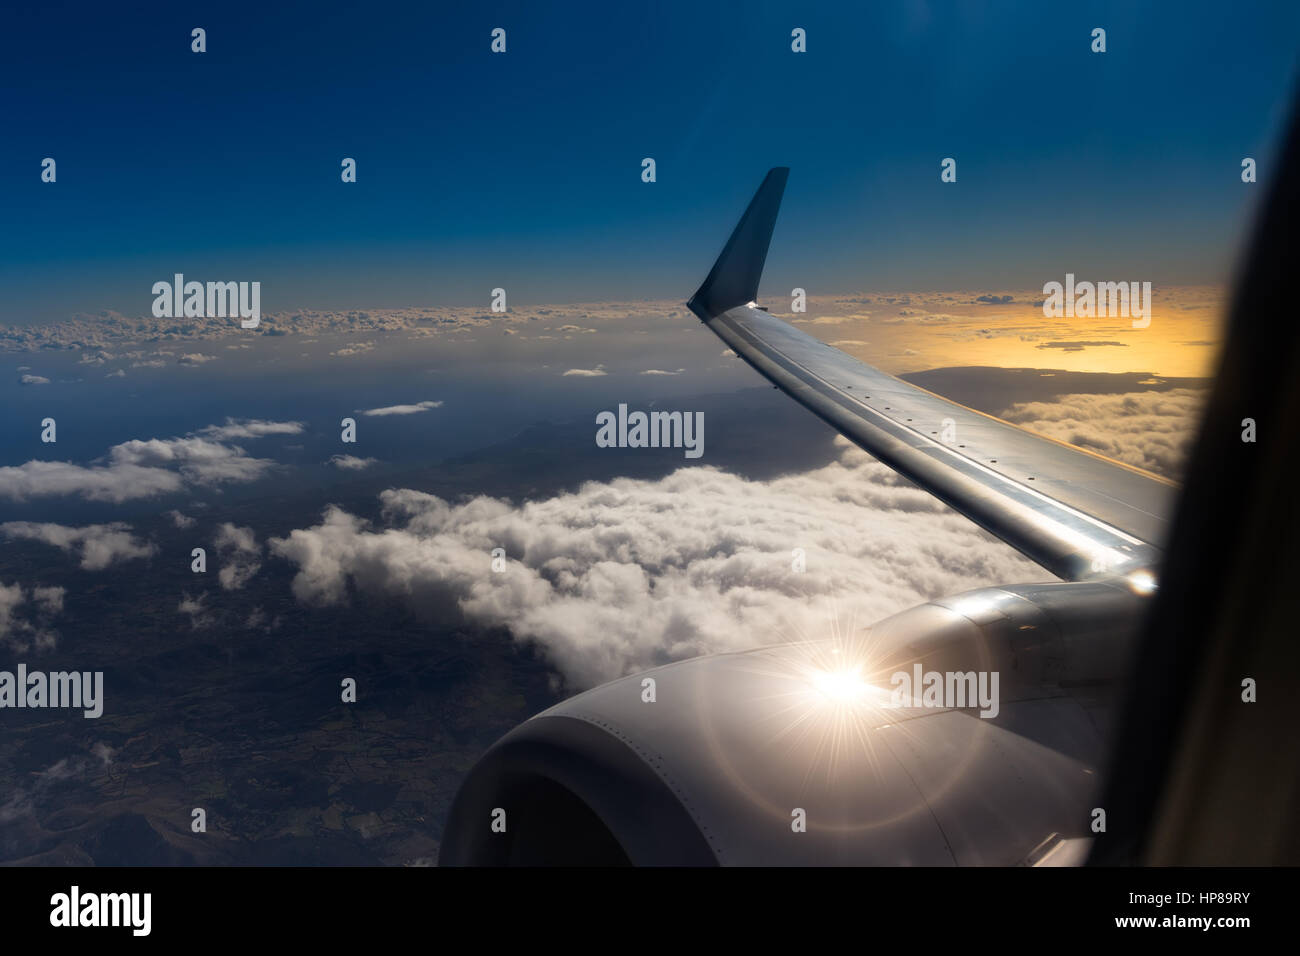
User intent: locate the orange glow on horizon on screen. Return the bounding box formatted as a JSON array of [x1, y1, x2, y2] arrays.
[[789, 285, 1225, 381]]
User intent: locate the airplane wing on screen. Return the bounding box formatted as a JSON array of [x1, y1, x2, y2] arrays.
[[442, 166, 1170, 867], [687, 167, 1173, 583]]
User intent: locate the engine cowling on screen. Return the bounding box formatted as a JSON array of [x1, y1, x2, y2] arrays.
[[440, 578, 1148, 865]]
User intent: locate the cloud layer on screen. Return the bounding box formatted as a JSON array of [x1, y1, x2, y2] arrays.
[[999, 388, 1204, 480], [270, 438, 1046, 688], [0, 419, 301, 503]]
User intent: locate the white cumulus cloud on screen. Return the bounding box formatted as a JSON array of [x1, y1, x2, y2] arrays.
[[329, 454, 378, 471], [0, 460, 184, 503], [269, 439, 1046, 689], [214, 523, 261, 590], [108, 436, 276, 485], [197, 419, 305, 440], [0, 419, 300, 503], [0, 521, 156, 570]]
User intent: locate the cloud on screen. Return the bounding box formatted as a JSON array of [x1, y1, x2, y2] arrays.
[[19, 374, 49, 385], [329, 454, 378, 471], [794, 314, 860, 325], [359, 400, 443, 417], [106, 368, 126, 379], [0, 419, 300, 503], [0, 521, 156, 570], [214, 523, 261, 590], [639, 369, 685, 376], [269, 438, 1045, 689], [1035, 340, 1128, 352], [878, 312, 957, 325], [0, 460, 184, 503], [562, 368, 607, 377], [196, 419, 305, 440], [0, 752, 108, 825], [0, 294, 1224, 395], [331, 342, 375, 356], [168, 510, 196, 529], [178, 592, 212, 629], [999, 388, 1205, 480], [0, 582, 64, 652], [108, 436, 276, 484], [244, 606, 281, 632], [177, 353, 218, 365]]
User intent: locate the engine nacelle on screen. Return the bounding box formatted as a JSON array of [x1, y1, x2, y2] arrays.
[[440, 578, 1148, 865]]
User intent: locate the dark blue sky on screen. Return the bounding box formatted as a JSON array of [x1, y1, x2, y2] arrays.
[[2, 0, 1297, 322]]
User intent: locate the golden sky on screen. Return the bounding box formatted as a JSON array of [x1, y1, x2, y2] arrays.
[[784, 286, 1225, 380]]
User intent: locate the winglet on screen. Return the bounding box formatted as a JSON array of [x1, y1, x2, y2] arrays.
[[687, 167, 789, 320]]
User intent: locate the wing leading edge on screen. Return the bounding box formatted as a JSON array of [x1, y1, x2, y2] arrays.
[[687, 168, 1174, 582]]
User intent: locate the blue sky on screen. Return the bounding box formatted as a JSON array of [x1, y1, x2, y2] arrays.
[[2, 0, 1297, 322]]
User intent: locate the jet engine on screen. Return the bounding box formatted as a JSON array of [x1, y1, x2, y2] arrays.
[[440, 577, 1149, 865]]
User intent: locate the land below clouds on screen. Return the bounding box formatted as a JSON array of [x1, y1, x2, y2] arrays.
[[0, 388, 842, 865]]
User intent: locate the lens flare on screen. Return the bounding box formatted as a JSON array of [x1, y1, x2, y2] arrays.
[[808, 665, 871, 704], [694, 602, 999, 832], [1126, 568, 1158, 595]]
